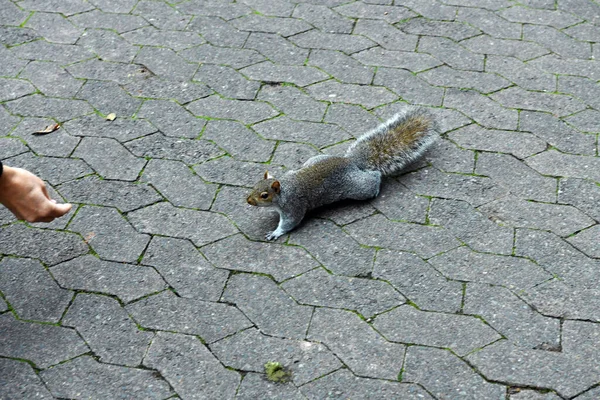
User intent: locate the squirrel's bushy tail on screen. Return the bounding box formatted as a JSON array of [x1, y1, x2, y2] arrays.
[[345, 107, 438, 176]]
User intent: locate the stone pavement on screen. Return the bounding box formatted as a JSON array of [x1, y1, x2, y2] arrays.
[[0, 0, 599, 398]]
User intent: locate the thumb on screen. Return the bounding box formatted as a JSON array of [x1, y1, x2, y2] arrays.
[[48, 202, 73, 218]]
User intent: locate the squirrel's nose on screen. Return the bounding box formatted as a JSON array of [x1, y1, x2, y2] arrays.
[[247, 197, 256, 206]]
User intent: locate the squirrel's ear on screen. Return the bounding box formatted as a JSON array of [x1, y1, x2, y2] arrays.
[[264, 170, 275, 180], [271, 180, 281, 193]]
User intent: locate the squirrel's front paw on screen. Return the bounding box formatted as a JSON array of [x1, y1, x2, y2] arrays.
[[265, 231, 281, 241]]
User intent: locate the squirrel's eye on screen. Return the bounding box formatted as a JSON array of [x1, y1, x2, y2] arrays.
[[260, 192, 269, 199]]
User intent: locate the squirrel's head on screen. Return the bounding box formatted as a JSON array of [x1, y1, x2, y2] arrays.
[[247, 171, 281, 207]]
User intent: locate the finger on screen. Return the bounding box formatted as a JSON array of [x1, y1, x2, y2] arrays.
[[33, 216, 56, 223], [48, 202, 73, 218], [41, 183, 51, 200]]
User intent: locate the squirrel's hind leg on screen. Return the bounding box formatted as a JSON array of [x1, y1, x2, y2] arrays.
[[347, 170, 382, 200]]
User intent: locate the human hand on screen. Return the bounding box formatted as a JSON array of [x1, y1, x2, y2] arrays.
[[0, 165, 72, 223]]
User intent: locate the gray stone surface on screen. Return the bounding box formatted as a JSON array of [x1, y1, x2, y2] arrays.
[[258, 84, 327, 122], [41, 355, 172, 400], [402, 167, 508, 207], [66, 59, 149, 85], [193, 156, 286, 187], [462, 35, 549, 60], [479, 195, 595, 237], [232, 13, 311, 37], [558, 178, 600, 221], [309, 48, 375, 85], [0, 313, 88, 368], [567, 225, 600, 258], [428, 198, 514, 255], [125, 132, 224, 164], [79, 28, 138, 63], [464, 283, 561, 350], [290, 30, 376, 54], [444, 88, 518, 130], [69, 9, 149, 32], [0, 223, 89, 266], [375, 67, 444, 107], [289, 218, 376, 277], [308, 80, 398, 109], [514, 229, 600, 287], [73, 137, 146, 181], [63, 114, 158, 142], [0, 78, 36, 102], [527, 150, 600, 182], [236, 372, 305, 400], [421, 36, 485, 71], [374, 305, 501, 356], [429, 246, 551, 290], [51, 255, 167, 303], [123, 76, 212, 104], [127, 291, 252, 343], [202, 234, 319, 282], [10, 118, 81, 158], [187, 95, 277, 125], [449, 124, 547, 159], [345, 213, 461, 258], [0, 358, 54, 400], [373, 249, 463, 313], [57, 175, 162, 212], [141, 236, 228, 301], [62, 293, 153, 366], [324, 103, 382, 136], [179, 43, 261, 68], [135, 46, 197, 81], [467, 340, 600, 398], [4, 2, 600, 398], [308, 308, 405, 380], [210, 328, 342, 386], [6, 95, 93, 121], [67, 205, 151, 263], [202, 120, 275, 162], [195, 64, 260, 100], [282, 268, 404, 317], [76, 80, 142, 118], [244, 32, 308, 65], [127, 202, 238, 246], [486, 55, 556, 92], [301, 369, 433, 400], [253, 116, 351, 148], [353, 48, 442, 71], [0, 257, 72, 323], [223, 273, 313, 339], [144, 332, 240, 400], [491, 86, 585, 117], [419, 65, 511, 94], [404, 346, 506, 399], [141, 158, 217, 210], [187, 15, 248, 47], [0, 137, 27, 158], [520, 110, 597, 156], [425, 138, 475, 174], [335, 2, 415, 22], [136, 99, 206, 139], [241, 62, 329, 87]]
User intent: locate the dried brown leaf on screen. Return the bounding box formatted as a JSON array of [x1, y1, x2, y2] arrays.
[[33, 123, 60, 135]]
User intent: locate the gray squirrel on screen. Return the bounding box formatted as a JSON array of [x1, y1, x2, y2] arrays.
[[246, 107, 439, 240]]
